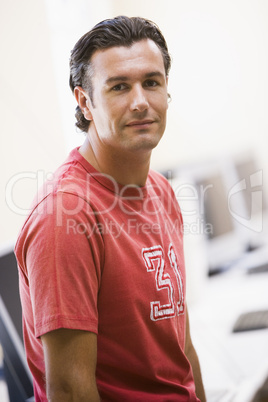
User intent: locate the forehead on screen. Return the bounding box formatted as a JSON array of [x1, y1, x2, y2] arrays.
[[90, 39, 166, 81]]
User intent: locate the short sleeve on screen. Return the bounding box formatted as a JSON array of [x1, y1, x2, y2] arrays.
[[24, 191, 104, 338]]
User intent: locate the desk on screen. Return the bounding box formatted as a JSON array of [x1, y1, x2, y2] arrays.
[[188, 249, 268, 401]]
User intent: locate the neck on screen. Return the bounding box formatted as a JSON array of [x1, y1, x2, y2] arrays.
[[79, 136, 151, 187]]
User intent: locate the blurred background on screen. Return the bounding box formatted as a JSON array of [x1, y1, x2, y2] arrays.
[[1, 0, 268, 401], [1, 0, 268, 245]]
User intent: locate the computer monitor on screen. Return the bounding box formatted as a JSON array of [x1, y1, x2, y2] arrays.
[[235, 155, 267, 217], [233, 154, 268, 245], [0, 244, 34, 402], [197, 172, 234, 241], [173, 158, 248, 275]]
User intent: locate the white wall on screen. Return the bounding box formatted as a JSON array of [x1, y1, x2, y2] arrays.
[[0, 0, 112, 246], [0, 0, 66, 246], [112, 0, 268, 176], [43, 0, 113, 152]]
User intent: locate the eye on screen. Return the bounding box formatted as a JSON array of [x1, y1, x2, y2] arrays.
[[112, 83, 128, 91], [144, 79, 159, 88]]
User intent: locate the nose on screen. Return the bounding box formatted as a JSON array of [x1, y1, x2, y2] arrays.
[[130, 85, 149, 112]]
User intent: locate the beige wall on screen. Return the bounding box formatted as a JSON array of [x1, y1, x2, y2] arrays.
[[112, 0, 268, 176], [0, 0, 65, 246], [1, 0, 268, 247]]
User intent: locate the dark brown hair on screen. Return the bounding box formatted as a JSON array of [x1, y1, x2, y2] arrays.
[[69, 16, 171, 133]]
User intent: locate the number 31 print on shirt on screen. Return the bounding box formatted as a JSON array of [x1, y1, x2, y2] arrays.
[[142, 243, 185, 322]]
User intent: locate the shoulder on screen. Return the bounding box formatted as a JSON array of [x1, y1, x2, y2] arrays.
[[21, 148, 97, 227], [148, 169, 171, 187], [15, 150, 101, 257], [148, 169, 176, 199], [148, 169, 183, 218]]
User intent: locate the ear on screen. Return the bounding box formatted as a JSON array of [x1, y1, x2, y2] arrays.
[[166, 76, 171, 106], [74, 86, 93, 121]]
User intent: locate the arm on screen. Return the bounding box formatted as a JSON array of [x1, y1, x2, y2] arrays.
[[41, 328, 100, 402], [185, 306, 206, 402]]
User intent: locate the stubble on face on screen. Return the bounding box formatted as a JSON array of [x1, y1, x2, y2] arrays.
[[85, 40, 169, 157]]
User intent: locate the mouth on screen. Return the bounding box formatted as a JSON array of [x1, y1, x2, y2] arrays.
[[126, 120, 155, 129]]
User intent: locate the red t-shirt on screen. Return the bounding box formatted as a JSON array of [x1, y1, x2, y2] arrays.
[[15, 148, 200, 401]]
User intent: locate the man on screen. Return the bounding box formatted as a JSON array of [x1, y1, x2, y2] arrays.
[[15, 16, 206, 401]]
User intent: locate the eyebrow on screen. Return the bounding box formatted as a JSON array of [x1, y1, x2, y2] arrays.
[[105, 71, 165, 85]]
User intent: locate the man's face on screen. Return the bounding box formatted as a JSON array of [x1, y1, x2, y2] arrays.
[[86, 39, 169, 155]]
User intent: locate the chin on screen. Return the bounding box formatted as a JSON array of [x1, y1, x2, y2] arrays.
[[131, 139, 162, 153]]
